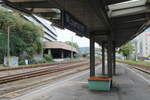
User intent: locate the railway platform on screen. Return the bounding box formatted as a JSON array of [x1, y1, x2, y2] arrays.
[[11, 63, 150, 100]]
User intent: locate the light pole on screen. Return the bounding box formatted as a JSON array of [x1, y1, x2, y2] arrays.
[[7, 26, 10, 66], [7, 25, 14, 66], [41, 38, 44, 59], [71, 35, 74, 60], [135, 41, 138, 61]]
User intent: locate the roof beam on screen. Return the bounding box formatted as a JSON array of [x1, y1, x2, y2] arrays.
[[88, 0, 111, 29], [91, 30, 109, 35], [111, 11, 150, 31], [133, 19, 150, 38], [110, 5, 150, 18], [111, 12, 150, 23], [9, 1, 57, 8], [112, 20, 145, 30], [106, 0, 130, 5], [3, 0, 31, 14], [35, 12, 59, 17], [0, 0, 3, 4]]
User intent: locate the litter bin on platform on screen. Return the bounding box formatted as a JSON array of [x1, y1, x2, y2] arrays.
[[88, 77, 112, 91]]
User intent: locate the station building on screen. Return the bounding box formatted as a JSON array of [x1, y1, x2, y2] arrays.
[[23, 15, 78, 62], [44, 41, 78, 61], [133, 28, 150, 58], [23, 15, 57, 41]]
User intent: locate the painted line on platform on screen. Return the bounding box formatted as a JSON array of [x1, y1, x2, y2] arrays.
[[125, 66, 150, 84]]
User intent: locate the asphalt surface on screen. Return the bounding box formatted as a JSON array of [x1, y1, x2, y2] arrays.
[[1, 63, 150, 100]]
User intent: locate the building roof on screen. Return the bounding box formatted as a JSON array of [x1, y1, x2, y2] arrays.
[[44, 41, 78, 53]]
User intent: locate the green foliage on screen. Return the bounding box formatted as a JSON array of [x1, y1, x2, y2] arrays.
[[0, 31, 7, 63], [0, 8, 15, 31], [119, 42, 134, 59], [43, 54, 53, 62], [117, 59, 150, 66], [19, 60, 25, 65], [0, 7, 44, 64], [65, 41, 79, 50]]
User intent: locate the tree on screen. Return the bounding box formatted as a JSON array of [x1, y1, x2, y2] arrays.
[[0, 7, 43, 64], [0, 31, 7, 63], [65, 41, 79, 50], [119, 42, 134, 59]]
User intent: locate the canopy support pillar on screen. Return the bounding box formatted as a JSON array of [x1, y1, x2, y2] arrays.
[[90, 34, 95, 77], [102, 42, 105, 75], [107, 37, 113, 78], [113, 44, 116, 75]]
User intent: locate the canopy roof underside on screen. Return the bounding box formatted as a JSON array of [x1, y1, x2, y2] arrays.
[[2, 0, 150, 47]]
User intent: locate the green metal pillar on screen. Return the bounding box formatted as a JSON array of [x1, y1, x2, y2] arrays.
[[113, 44, 116, 75], [107, 37, 113, 78], [102, 42, 105, 75], [90, 34, 95, 77]]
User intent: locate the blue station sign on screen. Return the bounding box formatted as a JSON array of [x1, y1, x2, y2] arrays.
[[61, 11, 87, 36]]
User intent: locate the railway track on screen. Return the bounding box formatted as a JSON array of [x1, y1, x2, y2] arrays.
[[118, 61, 150, 75], [131, 66, 150, 74], [0, 60, 86, 71], [0, 61, 89, 84]]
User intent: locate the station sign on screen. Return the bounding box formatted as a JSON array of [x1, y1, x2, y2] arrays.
[[61, 11, 87, 36], [51, 10, 87, 36]]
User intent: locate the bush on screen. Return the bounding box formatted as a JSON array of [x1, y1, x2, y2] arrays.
[[19, 60, 25, 65], [37, 59, 47, 63], [43, 54, 53, 62]]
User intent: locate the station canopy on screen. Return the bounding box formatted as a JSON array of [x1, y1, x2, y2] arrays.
[[2, 0, 150, 47]]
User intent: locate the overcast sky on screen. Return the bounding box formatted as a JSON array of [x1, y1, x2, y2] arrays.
[[55, 27, 99, 48]]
